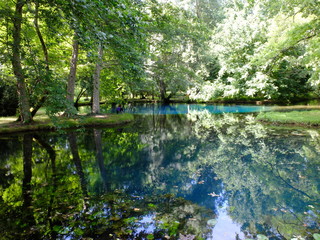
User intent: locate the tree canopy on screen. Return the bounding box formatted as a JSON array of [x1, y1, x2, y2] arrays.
[[1, 0, 320, 121]]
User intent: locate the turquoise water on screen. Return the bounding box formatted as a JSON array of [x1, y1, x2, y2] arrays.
[[0, 105, 319, 239], [112, 103, 273, 114]]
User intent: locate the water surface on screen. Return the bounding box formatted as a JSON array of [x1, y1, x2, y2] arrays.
[[0, 104, 319, 240], [120, 103, 273, 114]]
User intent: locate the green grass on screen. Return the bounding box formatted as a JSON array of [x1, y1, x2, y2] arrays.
[[256, 110, 320, 126], [0, 113, 134, 134]]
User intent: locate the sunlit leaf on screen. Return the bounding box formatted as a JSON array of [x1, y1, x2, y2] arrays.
[[207, 219, 217, 226], [313, 234, 320, 240], [147, 234, 154, 240], [257, 234, 268, 240]]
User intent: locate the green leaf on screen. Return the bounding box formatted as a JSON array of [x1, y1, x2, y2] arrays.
[[257, 235, 268, 240], [313, 233, 320, 240], [74, 228, 84, 236], [147, 234, 154, 240], [124, 217, 137, 224], [53, 225, 62, 232], [207, 219, 217, 226]]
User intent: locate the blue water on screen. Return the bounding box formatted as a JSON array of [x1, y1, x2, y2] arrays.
[[116, 103, 273, 114]]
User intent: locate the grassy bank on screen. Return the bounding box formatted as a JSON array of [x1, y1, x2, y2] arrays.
[[256, 110, 320, 126], [0, 113, 134, 134]]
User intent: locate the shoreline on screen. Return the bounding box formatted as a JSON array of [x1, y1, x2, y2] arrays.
[[0, 113, 134, 135], [1, 103, 320, 134]]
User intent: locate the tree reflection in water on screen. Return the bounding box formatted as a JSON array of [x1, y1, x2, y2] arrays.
[[0, 111, 319, 239]]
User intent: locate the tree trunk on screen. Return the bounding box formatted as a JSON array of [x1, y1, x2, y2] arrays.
[[30, 2, 49, 118], [12, 0, 32, 123], [33, 135, 58, 236], [158, 78, 171, 103], [195, 0, 201, 19], [68, 132, 88, 197], [34, 2, 49, 69], [158, 78, 166, 101], [92, 44, 103, 114], [94, 129, 109, 191], [22, 134, 40, 240], [66, 33, 79, 109], [22, 134, 33, 210], [31, 95, 46, 117]]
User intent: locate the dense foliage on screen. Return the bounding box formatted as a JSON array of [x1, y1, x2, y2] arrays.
[[0, 0, 319, 120]]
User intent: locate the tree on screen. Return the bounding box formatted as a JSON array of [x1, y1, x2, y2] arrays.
[[170, 0, 225, 27], [65, 33, 79, 115], [92, 44, 103, 114], [145, 2, 210, 102], [253, 0, 320, 97], [72, 0, 148, 112], [188, 0, 319, 102], [11, 0, 32, 123], [1, 0, 150, 119], [189, 2, 274, 101], [1, 0, 76, 121]]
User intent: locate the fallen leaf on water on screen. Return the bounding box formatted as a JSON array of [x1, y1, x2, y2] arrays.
[[207, 219, 217, 226], [208, 192, 220, 197]]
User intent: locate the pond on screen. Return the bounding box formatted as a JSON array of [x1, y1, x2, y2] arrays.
[[0, 104, 319, 240], [79, 103, 274, 115]]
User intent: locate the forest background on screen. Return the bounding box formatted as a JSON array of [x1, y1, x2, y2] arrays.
[[1, 0, 320, 123]]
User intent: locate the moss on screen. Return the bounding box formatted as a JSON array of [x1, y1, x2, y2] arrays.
[[256, 110, 320, 126], [0, 113, 134, 134]]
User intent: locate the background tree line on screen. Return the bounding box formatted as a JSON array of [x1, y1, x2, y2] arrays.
[[0, 0, 319, 123]]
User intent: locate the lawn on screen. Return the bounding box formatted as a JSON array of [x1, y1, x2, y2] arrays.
[[256, 110, 320, 126], [0, 113, 134, 134]]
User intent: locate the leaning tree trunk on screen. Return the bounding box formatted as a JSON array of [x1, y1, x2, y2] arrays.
[[12, 0, 32, 123], [92, 44, 103, 114], [31, 1, 50, 118], [66, 33, 79, 114], [67, 132, 88, 197]]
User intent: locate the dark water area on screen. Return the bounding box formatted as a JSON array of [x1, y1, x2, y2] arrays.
[[0, 105, 319, 240]]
